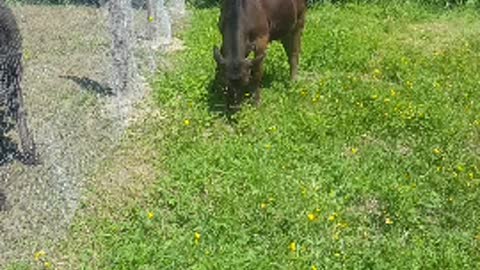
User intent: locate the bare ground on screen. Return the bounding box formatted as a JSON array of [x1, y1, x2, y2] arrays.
[[0, 4, 179, 267]]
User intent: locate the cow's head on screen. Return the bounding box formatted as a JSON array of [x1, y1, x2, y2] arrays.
[[213, 45, 265, 105]]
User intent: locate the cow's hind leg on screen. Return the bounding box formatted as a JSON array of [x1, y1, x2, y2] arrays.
[[281, 13, 306, 81]]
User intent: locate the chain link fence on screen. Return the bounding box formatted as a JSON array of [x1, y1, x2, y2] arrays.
[[0, 0, 185, 266]]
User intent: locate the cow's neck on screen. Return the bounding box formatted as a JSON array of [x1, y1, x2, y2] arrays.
[[222, 0, 248, 62]]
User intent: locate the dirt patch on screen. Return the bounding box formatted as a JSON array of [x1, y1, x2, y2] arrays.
[[0, 4, 172, 267]]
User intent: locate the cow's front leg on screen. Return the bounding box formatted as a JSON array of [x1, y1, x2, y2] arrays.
[[251, 61, 264, 107], [251, 36, 268, 107]]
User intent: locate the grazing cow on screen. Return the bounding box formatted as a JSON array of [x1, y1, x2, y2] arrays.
[[0, 1, 37, 164], [213, 0, 307, 110]]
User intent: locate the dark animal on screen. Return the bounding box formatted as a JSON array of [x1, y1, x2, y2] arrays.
[[213, 0, 307, 110], [0, 0, 37, 164]]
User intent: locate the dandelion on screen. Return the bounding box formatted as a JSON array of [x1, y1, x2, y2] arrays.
[[260, 202, 268, 209], [289, 241, 297, 252], [148, 212, 154, 220], [307, 213, 316, 222], [385, 217, 394, 225], [456, 165, 465, 172], [433, 148, 442, 155], [390, 89, 396, 97], [34, 250, 46, 261], [44, 261, 52, 269], [469, 172, 474, 180], [351, 147, 358, 155], [371, 94, 379, 100], [328, 213, 337, 222], [334, 252, 341, 257], [312, 265, 318, 270], [194, 232, 201, 245], [406, 81, 413, 89], [183, 119, 191, 126], [148, 16, 154, 23]]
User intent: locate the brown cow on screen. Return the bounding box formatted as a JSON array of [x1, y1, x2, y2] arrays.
[[213, 0, 307, 110]]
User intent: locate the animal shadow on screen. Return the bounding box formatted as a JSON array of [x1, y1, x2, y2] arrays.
[[206, 72, 235, 120], [60, 75, 113, 96]]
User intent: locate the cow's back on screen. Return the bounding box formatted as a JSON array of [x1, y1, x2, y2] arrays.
[[256, 0, 306, 41]]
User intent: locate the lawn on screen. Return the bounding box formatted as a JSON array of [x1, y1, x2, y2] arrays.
[[37, 3, 480, 269]]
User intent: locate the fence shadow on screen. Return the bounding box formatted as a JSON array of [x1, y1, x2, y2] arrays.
[[0, 189, 7, 211], [0, 135, 19, 166]]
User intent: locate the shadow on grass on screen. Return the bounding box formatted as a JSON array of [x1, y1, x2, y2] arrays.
[[205, 68, 287, 123], [60, 75, 113, 96]]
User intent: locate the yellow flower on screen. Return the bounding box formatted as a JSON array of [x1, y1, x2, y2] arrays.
[[148, 16, 154, 22], [183, 119, 191, 126], [148, 212, 154, 220], [260, 202, 268, 209], [469, 172, 474, 179], [406, 81, 413, 89], [312, 265, 318, 270], [433, 148, 441, 155], [334, 252, 341, 257], [44, 261, 52, 269], [307, 213, 316, 222], [34, 250, 46, 261], [289, 241, 297, 252], [371, 94, 379, 100], [390, 89, 397, 97], [351, 147, 358, 155], [265, 144, 272, 150], [328, 213, 337, 222], [385, 217, 394, 225], [194, 232, 201, 245], [373, 68, 381, 75]]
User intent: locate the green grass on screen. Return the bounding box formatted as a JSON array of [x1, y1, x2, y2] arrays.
[[59, 3, 480, 269]]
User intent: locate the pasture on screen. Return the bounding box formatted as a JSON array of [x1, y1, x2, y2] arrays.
[[6, 2, 480, 269]]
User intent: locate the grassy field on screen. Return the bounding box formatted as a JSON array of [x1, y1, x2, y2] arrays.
[[26, 3, 480, 269]]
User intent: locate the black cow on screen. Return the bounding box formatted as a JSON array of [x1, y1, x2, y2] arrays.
[[213, 0, 307, 110]]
